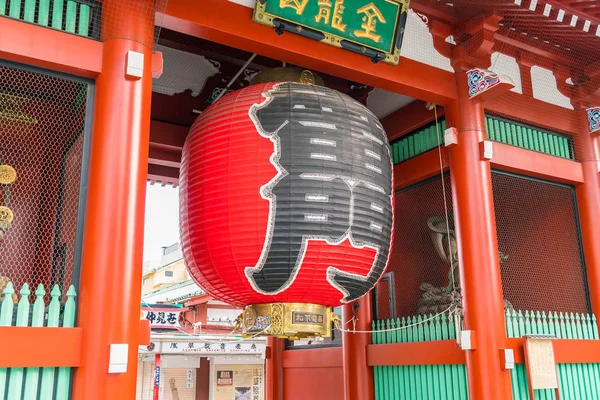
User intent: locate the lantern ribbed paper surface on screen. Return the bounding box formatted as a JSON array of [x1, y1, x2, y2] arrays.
[[180, 82, 394, 307]]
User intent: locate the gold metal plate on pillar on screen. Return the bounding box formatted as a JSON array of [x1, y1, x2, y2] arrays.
[[0, 206, 13, 223], [241, 303, 333, 339], [0, 165, 17, 185]]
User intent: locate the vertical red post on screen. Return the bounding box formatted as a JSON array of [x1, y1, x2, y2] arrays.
[[154, 354, 161, 400], [445, 69, 512, 400], [573, 111, 600, 316], [71, 2, 154, 399], [265, 337, 284, 400], [342, 295, 375, 400]]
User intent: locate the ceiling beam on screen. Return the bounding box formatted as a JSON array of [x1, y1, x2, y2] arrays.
[[161, 0, 457, 105]]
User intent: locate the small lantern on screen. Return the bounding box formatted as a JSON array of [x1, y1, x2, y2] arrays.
[[180, 73, 394, 338]]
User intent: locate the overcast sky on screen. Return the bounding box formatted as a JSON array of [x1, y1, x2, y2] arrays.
[[143, 183, 181, 267]]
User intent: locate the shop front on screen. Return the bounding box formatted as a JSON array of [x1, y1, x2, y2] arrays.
[[138, 336, 266, 400]]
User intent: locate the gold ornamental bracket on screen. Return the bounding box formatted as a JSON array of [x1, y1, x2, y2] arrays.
[[250, 67, 324, 86], [0, 162, 16, 239], [0, 92, 38, 125], [241, 303, 335, 339], [0, 165, 16, 185]]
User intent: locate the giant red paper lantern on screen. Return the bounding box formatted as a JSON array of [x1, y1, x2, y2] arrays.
[[180, 81, 394, 337]]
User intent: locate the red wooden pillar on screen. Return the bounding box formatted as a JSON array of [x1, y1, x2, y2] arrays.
[[573, 111, 600, 316], [342, 295, 375, 400], [71, 2, 154, 399], [445, 69, 512, 400], [265, 337, 284, 400]]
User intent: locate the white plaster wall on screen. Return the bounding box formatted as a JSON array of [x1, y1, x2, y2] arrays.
[[490, 52, 522, 94], [153, 45, 219, 97], [400, 10, 453, 72], [531, 66, 574, 110]]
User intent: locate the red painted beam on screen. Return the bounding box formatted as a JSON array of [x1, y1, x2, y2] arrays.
[[382, 100, 445, 142], [485, 92, 580, 137], [365, 338, 600, 366], [507, 338, 600, 364], [150, 120, 188, 150], [489, 142, 584, 185], [161, 0, 457, 105], [366, 340, 466, 366], [0, 17, 102, 78], [394, 149, 449, 191], [149, 147, 181, 168], [282, 347, 343, 368], [148, 164, 180, 186], [0, 327, 82, 367]]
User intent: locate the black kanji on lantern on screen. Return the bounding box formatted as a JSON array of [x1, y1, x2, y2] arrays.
[[246, 83, 393, 301], [156, 312, 166, 324]]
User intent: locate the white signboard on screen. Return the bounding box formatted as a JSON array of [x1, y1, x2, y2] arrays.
[[141, 308, 182, 329], [162, 341, 266, 355], [186, 369, 194, 389]]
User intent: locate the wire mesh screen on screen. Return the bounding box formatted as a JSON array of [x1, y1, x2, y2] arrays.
[[374, 174, 455, 320], [0, 0, 168, 49], [431, 0, 600, 162], [100, 0, 168, 49], [0, 62, 89, 306], [491, 171, 590, 314]]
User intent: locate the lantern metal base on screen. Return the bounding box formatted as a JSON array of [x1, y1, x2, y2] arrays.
[[241, 303, 333, 339]]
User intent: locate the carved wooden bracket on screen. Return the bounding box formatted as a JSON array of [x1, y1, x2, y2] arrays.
[[467, 68, 514, 101], [587, 107, 600, 134], [452, 14, 503, 70]]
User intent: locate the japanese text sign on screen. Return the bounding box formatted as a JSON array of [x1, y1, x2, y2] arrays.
[[141, 307, 182, 330], [162, 341, 266, 355], [253, 0, 410, 65]]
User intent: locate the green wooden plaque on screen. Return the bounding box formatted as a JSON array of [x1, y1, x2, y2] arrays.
[[253, 0, 410, 65]]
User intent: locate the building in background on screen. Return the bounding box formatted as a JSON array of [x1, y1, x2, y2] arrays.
[[143, 243, 190, 295], [138, 243, 264, 400]]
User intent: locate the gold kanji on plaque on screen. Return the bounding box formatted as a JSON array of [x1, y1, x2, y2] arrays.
[[354, 3, 386, 43], [315, 0, 332, 24], [315, 0, 347, 33], [280, 0, 309, 15]]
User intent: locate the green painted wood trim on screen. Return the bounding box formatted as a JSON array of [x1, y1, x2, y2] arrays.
[[40, 286, 62, 397], [56, 286, 77, 399], [38, 0, 51, 26], [23, 0, 36, 21], [0, 282, 15, 396], [23, 285, 46, 400], [0, 0, 7, 16], [485, 115, 574, 160], [0, 283, 77, 399], [389, 120, 446, 165], [9, 0, 21, 18], [52, 0, 65, 29], [78, 4, 91, 36], [7, 284, 31, 400], [65, 0, 78, 33]]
